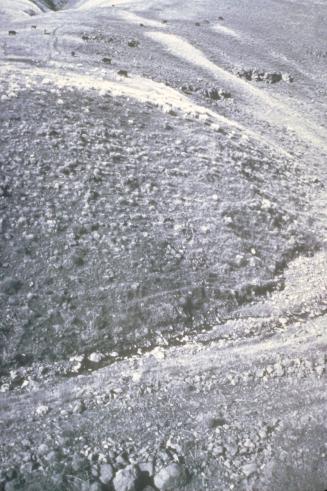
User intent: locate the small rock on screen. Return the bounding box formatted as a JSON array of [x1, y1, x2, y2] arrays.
[[212, 445, 224, 456], [88, 352, 104, 363], [0, 278, 22, 295], [204, 87, 220, 100], [90, 483, 103, 491], [242, 462, 257, 477], [5, 481, 18, 491], [72, 453, 89, 472], [315, 365, 324, 376], [138, 461, 155, 477], [113, 465, 139, 491], [37, 443, 49, 456], [69, 354, 85, 373], [36, 405, 49, 416], [99, 463, 114, 484], [72, 400, 86, 413], [205, 415, 227, 428], [154, 463, 188, 490], [46, 451, 60, 463], [264, 72, 282, 84], [180, 83, 194, 94], [116, 454, 129, 467], [150, 347, 165, 360], [274, 363, 284, 377], [128, 40, 139, 48], [282, 72, 294, 83]]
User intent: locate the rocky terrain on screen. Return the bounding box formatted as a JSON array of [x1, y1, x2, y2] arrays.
[[0, 0, 326, 490]]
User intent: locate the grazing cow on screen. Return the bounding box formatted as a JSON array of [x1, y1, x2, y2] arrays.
[[8, 31, 17, 36]]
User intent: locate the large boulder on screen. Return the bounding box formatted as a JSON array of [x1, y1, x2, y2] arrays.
[[113, 465, 139, 491], [154, 463, 188, 490]]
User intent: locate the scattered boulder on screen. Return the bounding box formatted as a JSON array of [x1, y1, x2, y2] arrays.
[[180, 83, 195, 94], [236, 68, 256, 81], [128, 39, 139, 48], [203, 87, 231, 100], [154, 463, 188, 490], [113, 465, 139, 491], [204, 415, 227, 428], [263, 71, 282, 84], [180, 83, 231, 100], [102, 57, 112, 64], [118, 70, 128, 78], [236, 68, 291, 84], [282, 72, 294, 82]]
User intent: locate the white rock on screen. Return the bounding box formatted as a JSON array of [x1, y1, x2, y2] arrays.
[[274, 363, 284, 377], [242, 462, 257, 477], [113, 465, 139, 491], [151, 347, 165, 360], [315, 366, 324, 376], [36, 405, 49, 416], [88, 352, 104, 363], [131, 370, 142, 383]]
